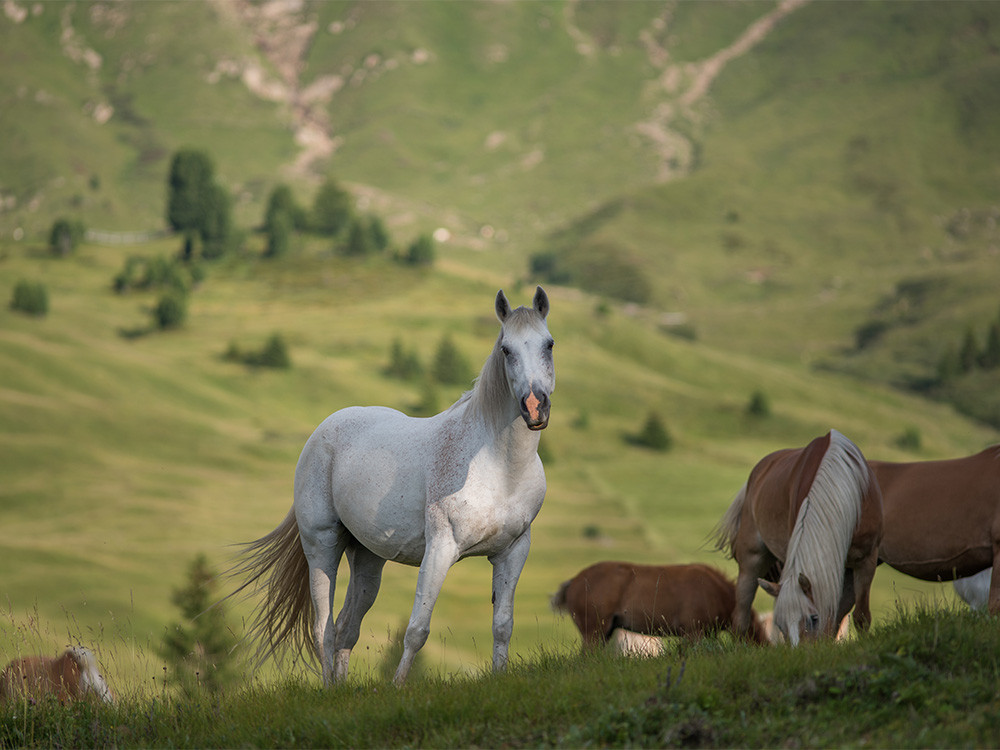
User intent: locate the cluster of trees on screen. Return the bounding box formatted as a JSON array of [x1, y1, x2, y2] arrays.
[[937, 308, 1000, 383], [384, 334, 475, 417], [167, 150, 237, 261], [262, 177, 435, 266], [385, 334, 473, 386]]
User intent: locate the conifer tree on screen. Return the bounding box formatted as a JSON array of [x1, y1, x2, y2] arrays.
[[159, 554, 239, 697]]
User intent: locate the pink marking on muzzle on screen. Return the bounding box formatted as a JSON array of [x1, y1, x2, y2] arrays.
[[525, 391, 541, 422]]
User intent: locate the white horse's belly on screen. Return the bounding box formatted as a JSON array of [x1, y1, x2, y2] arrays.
[[308, 404, 545, 565]]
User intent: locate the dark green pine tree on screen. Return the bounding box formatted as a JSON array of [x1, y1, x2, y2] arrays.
[[980, 322, 1000, 370], [431, 335, 472, 385], [159, 554, 240, 697], [959, 326, 980, 373]]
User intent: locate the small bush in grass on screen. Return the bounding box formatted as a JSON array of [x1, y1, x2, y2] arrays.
[[895, 427, 922, 451], [225, 333, 292, 369], [153, 293, 187, 330], [385, 337, 423, 380], [48, 217, 85, 256], [256, 333, 291, 369], [432, 334, 472, 385], [10, 279, 48, 317], [628, 411, 673, 451], [747, 390, 771, 418]]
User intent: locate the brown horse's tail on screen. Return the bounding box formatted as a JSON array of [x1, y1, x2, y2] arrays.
[[712, 482, 748, 558], [550, 580, 572, 614], [227, 508, 316, 669]]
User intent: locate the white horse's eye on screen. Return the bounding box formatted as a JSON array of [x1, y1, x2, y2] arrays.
[[501, 345, 511, 357], [546, 340, 554, 351]]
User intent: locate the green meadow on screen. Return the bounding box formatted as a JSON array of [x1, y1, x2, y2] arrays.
[[2, 1, 1000, 743], [0, 234, 993, 695]]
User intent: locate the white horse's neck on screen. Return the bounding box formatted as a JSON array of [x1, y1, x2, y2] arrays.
[[453, 338, 541, 460]]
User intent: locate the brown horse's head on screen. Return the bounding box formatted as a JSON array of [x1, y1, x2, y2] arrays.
[[758, 573, 822, 645]]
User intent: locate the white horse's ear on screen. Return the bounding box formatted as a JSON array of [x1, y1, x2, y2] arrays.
[[758, 578, 781, 598], [496, 290, 512, 322], [533, 286, 549, 319]]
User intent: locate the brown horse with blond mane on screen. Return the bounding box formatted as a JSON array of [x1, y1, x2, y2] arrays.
[[714, 430, 883, 645], [870, 444, 1000, 612], [0, 647, 114, 704]]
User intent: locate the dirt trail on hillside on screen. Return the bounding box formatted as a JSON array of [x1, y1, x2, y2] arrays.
[[635, 0, 809, 180], [211, 0, 809, 183]]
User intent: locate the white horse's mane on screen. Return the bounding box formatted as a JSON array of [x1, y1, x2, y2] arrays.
[[776, 429, 866, 631], [449, 307, 546, 434]]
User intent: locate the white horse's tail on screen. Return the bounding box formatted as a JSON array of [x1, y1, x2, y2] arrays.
[[712, 482, 749, 558], [550, 580, 572, 614], [228, 508, 316, 668], [780, 429, 868, 631]]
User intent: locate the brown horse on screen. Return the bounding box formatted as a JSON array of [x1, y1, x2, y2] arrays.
[[551, 561, 768, 649], [714, 430, 883, 645], [0, 647, 114, 704], [871, 444, 1000, 611]]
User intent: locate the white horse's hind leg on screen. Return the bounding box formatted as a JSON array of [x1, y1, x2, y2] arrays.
[[300, 525, 350, 686], [488, 531, 531, 673], [332, 545, 386, 682], [393, 535, 460, 685]]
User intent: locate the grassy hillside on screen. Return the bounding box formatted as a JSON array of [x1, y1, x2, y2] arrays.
[[2, 0, 1000, 700], [1, 235, 995, 695], [6, 605, 1000, 748]]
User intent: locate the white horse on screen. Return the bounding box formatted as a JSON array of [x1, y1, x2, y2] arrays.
[[232, 287, 555, 685]]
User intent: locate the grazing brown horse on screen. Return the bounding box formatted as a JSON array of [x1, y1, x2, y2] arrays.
[[871, 444, 1000, 611], [551, 561, 768, 649], [0, 647, 114, 704], [714, 430, 883, 645]]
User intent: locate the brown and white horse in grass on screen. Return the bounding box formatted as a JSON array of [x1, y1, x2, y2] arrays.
[[0, 647, 114, 704], [551, 561, 768, 650], [870, 444, 1000, 612], [714, 430, 883, 645]]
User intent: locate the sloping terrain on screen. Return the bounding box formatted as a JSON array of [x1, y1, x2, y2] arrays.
[[1, 1, 999, 690]]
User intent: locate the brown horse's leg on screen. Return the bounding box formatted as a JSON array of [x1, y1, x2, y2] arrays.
[[733, 564, 763, 639], [834, 573, 855, 634], [849, 549, 878, 632], [989, 541, 1000, 614], [573, 609, 613, 652]]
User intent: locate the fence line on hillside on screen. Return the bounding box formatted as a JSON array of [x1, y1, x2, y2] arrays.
[[85, 228, 174, 245]]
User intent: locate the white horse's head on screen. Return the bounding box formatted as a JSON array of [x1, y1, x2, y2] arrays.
[[495, 286, 554, 431], [758, 573, 821, 646]]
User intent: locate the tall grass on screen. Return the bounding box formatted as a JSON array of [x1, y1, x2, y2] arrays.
[[3, 604, 999, 748]]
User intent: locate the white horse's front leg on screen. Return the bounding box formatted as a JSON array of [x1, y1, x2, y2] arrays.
[[489, 529, 532, 673], [394, 534, 459, 686]]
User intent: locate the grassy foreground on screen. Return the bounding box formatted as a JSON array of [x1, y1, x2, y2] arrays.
[[2, 604, 998, 749]]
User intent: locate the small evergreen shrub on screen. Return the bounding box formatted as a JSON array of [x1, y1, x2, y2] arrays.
[[224, 333, 292, 369], [385, 337, 423, 380], [629, 411, 673, 451], [747, 390, 771, 418], [153, 293, 187, 330], [432, 335, 472, 385], [10, 279, 48, 317], [48, 217, 85, 256]]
